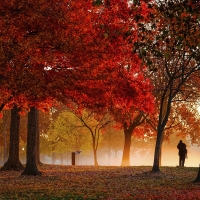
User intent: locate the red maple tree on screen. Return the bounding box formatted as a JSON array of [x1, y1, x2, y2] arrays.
[[0, 0, 154, 112], [0, 0, 155, 175]]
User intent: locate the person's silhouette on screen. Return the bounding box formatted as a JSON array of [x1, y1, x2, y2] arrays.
[[177, 140, 187, 167]]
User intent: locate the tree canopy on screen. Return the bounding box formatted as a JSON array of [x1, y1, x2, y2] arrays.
[[0, 0, 154, 116], [136, 0, 200, 172]]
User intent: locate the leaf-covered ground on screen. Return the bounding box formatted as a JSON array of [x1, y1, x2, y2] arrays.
[[0, 165, 200, 199]]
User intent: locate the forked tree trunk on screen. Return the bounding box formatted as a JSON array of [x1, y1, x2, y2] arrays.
[[1, 105, 24, 171], [121, 114, 144, 166], [121, 129, 132, 166], [21, 107, 41, 175]]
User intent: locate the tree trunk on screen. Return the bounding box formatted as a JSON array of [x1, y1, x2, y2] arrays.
[[121, 114, 144, 166], [93, 149, 99, 166], [159, 144, 162, 167], [1, 105, 24, 171], [92, 135, 99, 166], [21, 107, 41, 175], [121, 129, 132, 166], [3, 118, 7, 163], [35, 110, 41, 165], [2, 110, 9, 163], [152, 126, 164, 172]]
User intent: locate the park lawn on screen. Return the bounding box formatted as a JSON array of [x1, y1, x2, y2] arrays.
[[0, 165, 200, 199]]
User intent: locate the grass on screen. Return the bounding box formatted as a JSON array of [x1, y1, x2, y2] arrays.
[[0, 164, 200, 199]]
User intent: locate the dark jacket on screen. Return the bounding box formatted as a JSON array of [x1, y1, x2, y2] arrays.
[[177, 142, 187, 157]]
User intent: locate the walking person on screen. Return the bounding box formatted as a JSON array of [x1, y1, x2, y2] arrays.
[[177, 140, 187, 167]]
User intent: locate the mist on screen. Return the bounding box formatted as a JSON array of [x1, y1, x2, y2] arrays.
[[38, 137, 200, 168]]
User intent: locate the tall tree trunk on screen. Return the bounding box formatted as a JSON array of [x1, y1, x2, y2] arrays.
[[152, 126, 164, 172], [121, 129, 132, 166], [121, 113, 144, 166], [92, 135, 99, 166], [3, 119, 7, 163], [2, 110, 9, 163], [1, 105, 24, 171], [93, 149, 98, 166], [152, 90, 172, 172], [35, 110, 41, 165], [159, 140, 163, 167], [21, 107, 41, 175]]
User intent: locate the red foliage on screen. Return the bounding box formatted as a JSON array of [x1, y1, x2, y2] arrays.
[[0, 0, 154, 114]]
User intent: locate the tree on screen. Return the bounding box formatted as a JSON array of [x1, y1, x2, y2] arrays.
[[1, 105, 24, 170], [0, 109, 10, 163], [177, 102, 200, 144], [0, 0, 67, 110], [35, 108, 41, 165], [136, 0, 200, 172], [0, 0, 155, 174], [0, 0, 155, 126], [47, 109, 92, 160], [69, 110, 112, 166], [121, 112, 145, 166], [0, 0, 154, 112], [22, 107, 41, 175]]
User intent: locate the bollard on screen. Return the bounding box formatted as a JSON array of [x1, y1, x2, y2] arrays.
[[72, 152, 75, 165]]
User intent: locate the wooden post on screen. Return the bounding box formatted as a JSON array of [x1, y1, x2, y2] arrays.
[[72, 152, 75, 165]]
